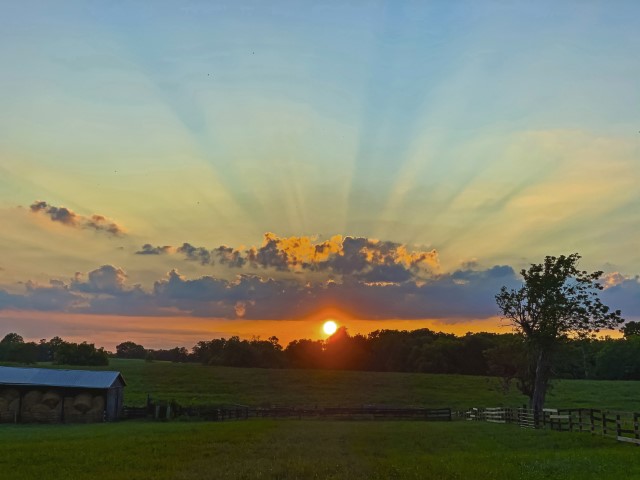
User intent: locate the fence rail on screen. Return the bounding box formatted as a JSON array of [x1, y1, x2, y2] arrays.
[[124, 401, 451, 422], [124, 398, 640, 447], [253, 406, 451, 421], [466, 406, 640, 446]]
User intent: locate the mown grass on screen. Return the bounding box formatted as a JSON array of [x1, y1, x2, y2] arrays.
[[1, 420, 638, 480], [106, 359, 527, 408], [3, 360, 640, 478], [40, 358, 640, 411]]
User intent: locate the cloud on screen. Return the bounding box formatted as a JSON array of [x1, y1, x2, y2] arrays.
[[72, 265, 128, 295], [602, 274, 640, 317], [29, 200, 125, 236], [177, 243, 213, 265], [135, 233, 439, 282], [214, 246, 246, 268], [1, 261, 636, 322], [246, 233, 439, 276], [136, 244, 173, 255]]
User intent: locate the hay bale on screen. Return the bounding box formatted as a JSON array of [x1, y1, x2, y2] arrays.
[[73, 393, 93, 413], [63, 397, 75, 414], [1, 388, 19, 401], [92, 395, 105, 411], [0, 411, 14, 422], [30, 404, 58, 423], [86, 408, 104, 422], [23, 390, 43, 407], [42, 391, 62, 408]]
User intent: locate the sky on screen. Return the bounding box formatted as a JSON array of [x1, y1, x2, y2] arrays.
[[1, 1, 639, 350]]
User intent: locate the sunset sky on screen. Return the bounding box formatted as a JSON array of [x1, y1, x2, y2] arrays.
[[1, 1, 639, 350]]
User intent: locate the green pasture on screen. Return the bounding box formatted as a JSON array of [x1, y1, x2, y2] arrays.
[[3, 360, 640, 479], [1, 420, 638, 480], [42, 358, 640, 411]]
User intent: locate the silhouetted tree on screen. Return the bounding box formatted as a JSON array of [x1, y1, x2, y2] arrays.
[[284, 339, 324, 369], [622, 321, 640, 338], [54, 341, 109, 366], [595, 336, 640, 380], [0, 333, 38, 363], [116, 341, 147, 359], [496, 253, 623, 412]]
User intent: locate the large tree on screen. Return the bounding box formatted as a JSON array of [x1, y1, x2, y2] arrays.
[[495, 253, 623, 412]]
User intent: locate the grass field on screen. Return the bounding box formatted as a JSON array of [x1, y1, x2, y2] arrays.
[[2, 420, 639, 480], [3, 360, 640, 478], [41, 358, 640, 411]]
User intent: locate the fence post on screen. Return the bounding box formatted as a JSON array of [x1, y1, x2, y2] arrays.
[[578, 409, 582, 432], [634, 413, 639, 445], [603, 411, 607, 436], [568, 410, 573, 432], [616, 414, 622, 438], [590, 409, 595, 434]]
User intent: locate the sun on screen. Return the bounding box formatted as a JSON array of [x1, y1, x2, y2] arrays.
[[323, 320, 338, 335]]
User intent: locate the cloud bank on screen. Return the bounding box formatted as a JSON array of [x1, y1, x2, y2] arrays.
[[1, 232, 636, 323], [0, 262, 524, 321]]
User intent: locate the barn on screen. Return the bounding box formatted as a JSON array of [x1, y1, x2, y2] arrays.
[[0, 366, 126, 423]]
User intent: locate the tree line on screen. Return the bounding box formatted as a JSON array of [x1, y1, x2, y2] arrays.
[[0, 333, 108, 365], [4, 326, 639, 382]]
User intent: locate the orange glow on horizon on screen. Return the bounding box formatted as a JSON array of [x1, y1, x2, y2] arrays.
[[1, 309, 623, 354]]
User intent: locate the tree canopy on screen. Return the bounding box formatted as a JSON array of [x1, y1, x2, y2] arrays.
[[495, 253, 623, 411]]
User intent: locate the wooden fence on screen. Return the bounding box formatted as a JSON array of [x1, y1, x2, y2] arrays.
[[124, 401, 451, 422], [253, 406, 451, 421], [466, 406, 640, 446]]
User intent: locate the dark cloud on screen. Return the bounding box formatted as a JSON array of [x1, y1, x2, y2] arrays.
[[251, 236, 290, 271], [358, 264, 413, 284], [214, 246, 246, 268], [136, 244, 173, 255], [4, 255, 632, 323], [0, 263, 524, 321], [177, 243, 212, 265], [30, 201, 77, 225], [72, 265, 128, 295], [602, 275, 640, 317], [0, 262, 636, 323], [29, 200, 124, 236]]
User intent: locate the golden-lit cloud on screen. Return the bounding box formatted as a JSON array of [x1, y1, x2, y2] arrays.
[[135, 233, 439, 280]]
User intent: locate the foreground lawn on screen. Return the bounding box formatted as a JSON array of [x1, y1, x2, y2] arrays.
[[0, 420, 637, 480]]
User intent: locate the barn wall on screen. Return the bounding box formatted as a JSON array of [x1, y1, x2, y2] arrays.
[[105, 381, 124, 421]]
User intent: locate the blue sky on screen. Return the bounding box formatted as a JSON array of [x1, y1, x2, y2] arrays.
[[0, 1, 638, 347]]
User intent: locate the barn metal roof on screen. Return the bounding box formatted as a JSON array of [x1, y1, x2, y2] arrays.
[[0, 366, 126, 389]]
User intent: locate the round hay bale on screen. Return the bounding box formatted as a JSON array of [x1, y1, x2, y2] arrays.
[[23, 390, 43, 407], [30, 404, 55, 423], [1, 388, 19, 400], [42, 391, 62, 408], [86, 408, 104, 422], [63, 397, 75, 414], [92, 396, 105, 411], [73, 393, 92, 413]]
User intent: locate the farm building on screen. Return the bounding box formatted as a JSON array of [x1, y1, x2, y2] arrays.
[[0, 366, 126, 423]]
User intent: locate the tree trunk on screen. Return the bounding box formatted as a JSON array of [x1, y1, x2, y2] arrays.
[[531, 348, 551, 414]]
